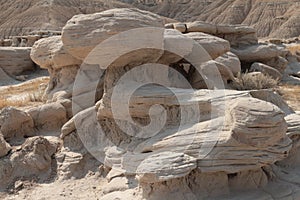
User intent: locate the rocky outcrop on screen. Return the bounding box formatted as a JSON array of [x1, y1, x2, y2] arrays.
[[2, 7, 300, 200], [184, 32, 230, 59], [0, 107, 35, 142], [62, 8, 165, 60], [0, 47, 35, 77], [27, 102, 68, 132], [167, 22, 258, 48], [250, 62, 282, 80], [128, 0, 300, 38], [30, 36, 81, 101], [0, 136, 59, 189]]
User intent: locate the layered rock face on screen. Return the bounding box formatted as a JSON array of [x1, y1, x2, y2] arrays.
[[166, 21, 300, 83], [0, 47, 35, 76], [2, 7, 299, 200], [32, 8, 300, 199], [0, 0, 131, 39], [126, 0, 300, 38]]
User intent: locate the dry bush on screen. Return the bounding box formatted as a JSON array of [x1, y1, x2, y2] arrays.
[[231, 72, 279, 91]]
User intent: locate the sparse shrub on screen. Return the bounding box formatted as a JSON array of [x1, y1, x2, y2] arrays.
[[231, 72, 279, 90]]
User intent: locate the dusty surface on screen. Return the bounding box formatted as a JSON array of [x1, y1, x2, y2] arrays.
[[0, 173, 107, 200]]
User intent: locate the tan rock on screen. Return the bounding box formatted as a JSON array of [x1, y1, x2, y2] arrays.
[[190, 60, 235, 89], [215, 52, 241, 76], [231, 44, 285, 62], [30, 36, 81, 69], [62, 8, 165, 60], [0, 47, 35, 76], [250, 90, 294, 116], [184, 32, 230, 59], [0, 107, 35, 142], [136, 152, 197, 183], [250, 62, 282, 80], [27, 102, 68, 132], [173, 23, 187, 33], [186, 21, 217, 34]]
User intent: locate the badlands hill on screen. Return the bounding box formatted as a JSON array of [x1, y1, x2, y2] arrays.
[[0, 0, 299, 39], [0, 0, 130, 38], [123, 0, 300, 38]]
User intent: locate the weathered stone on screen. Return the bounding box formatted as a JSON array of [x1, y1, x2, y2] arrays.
[[0, 107, 35, 142], [215, 52, 241, 76], [62, 8, 165, 60], [250, 62, 282, 80], [27, 102, 67, 132], [184, 32, 230, 59], [30, 36, 81, 69], [232, 44, 286, 62], [0, 47, 35, 76]]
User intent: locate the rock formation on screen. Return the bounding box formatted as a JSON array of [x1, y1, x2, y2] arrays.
[[1, 7, 300, 200]]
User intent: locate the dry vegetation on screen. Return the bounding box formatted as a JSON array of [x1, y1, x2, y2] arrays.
[[287, 44, 300, 55], [0, 77, 49, 109], [231, 72, 279, 91]]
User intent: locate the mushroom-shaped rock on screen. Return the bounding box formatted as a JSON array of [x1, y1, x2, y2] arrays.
[[30, 36, 81, 69], [30, 36, 82, 101], [62, 8, 165, 60]]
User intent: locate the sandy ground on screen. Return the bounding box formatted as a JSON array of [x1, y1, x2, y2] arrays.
[[0, 173, 108, 200]]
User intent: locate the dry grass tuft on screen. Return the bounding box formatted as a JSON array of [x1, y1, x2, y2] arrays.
[[231, 72, 279, 90], [0, 77, 49, 109]]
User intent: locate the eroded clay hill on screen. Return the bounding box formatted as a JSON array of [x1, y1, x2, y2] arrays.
[[0, 0, 130, 38], [124, 0, 300, 38]]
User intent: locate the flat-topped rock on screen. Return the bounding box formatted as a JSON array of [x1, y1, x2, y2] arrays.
[[184, 32, 230, 59], [0, 47, 35, 76], [62, 8, 165, 60]]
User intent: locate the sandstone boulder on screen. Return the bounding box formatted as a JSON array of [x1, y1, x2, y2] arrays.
[[215, 52, 241, 76], [0, 107, 35, 142], [184, 32, 230, 59], [136, 152, 197, 183], [250, 90, 294, 116], [0, 47, 35, 76], [264, 56, 288, 73], [30, 36, 81, 69], [62, 8, 165, 60], [27, 102, 68, 132], [30, 36, 82, 101], [190, 60, 235, 89], [250, 62, 282, 80], [231, 44, 285, 62], [169, 22, 258, 47]]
